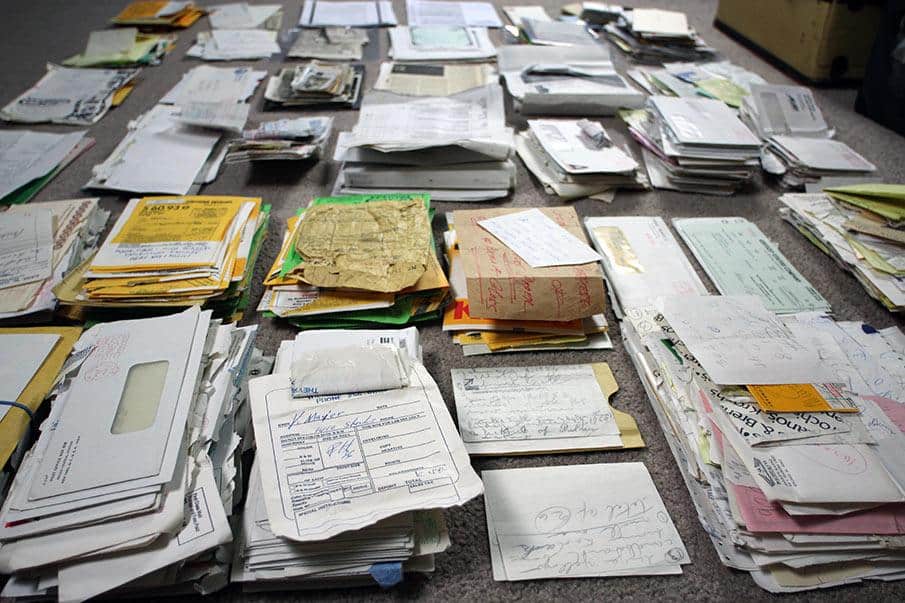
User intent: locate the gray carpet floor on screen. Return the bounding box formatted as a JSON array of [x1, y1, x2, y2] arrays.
[[3, 0, 905, 600]]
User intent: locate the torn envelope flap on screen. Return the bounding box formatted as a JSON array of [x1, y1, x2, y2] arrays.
[[290, 344, 412, 398]]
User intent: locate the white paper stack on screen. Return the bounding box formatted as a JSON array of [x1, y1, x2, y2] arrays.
[[621, 295, 905, 593], [0, 309, 264, 601], [225, 117, 333, 163], [299, 0, 397, 27], [0, 131, 93, 205], [520, 18, 598, 46], [265, 61, 365, 109], [517, 119, 646, 199], [740, 84, 833, 140], [763, 136, 876, 188], [388, 25, 496, 61], [498, 44, 644, 116], [187, 29, 280, 60], [625, 96, 761, 195], [208, 2, 283, 29], [604, 8, 716, 63], [334, 84, 516, 201]]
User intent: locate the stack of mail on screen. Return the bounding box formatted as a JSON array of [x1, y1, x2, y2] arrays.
[[258, 193, 449, 329], [627, 60, 765, 107], [763, 136, 877, 188], [388, 26, 496, 61], [520, 18, 598, 46], [623, 96, 761, 195], [622, 294, 905, 593], [288, 27, 369, 60], [265, 61, 364, 109], [236, 328, 481, 589], [299, 0, 397, 27], [225, 117, 333, 163], [62, 28, 174, 67], [0, 199, 108, 322], [374, 62, 497, 96], [407, 0, 502, 27], [443, 207, 613, 355], [0, 309, 263, 601], [54, 196, 269, 321], [208, 2, 282, 29], [517, 118, 645, 200], [498, 44, 644, 116], [604, 7, 716, 63], [740, 84, 833, 140], [779, 187, 905, 312], [1, 65, 138, 125], [334, 84, 515, 201], [188, 29, 280, 60], [112, 0, 205, 28], [0, 131, 93, 205]]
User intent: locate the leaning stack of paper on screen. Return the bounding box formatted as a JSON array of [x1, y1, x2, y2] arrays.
[[517, 119, 646, 199], [779, 189, 905, 312], [0, 131, 93, 205], [0, 309, 263, 601], [388, 26, 496, 61], [265, 61, 365, 109], [111, 0, 205, 28], [498, 44, 644, 116], [188, 29, 280, 60], [621, 295, 905, 593], [54, 196, 269, 321], [740, 84, 833, 140], [0, 199, 108, 323], [299, 0, 397, 27], [623, 96, 761, 195], [334, 84, 515, 201], [443, 207, 613, 355], [0, 65, 138, 125], [763, 136, 877, 188], [62, 28, 174, 67], [235, 328, 481, 589], [604, 7, 716, 63], [208, 2, 282, 29], [258, 194, 449, 329], [289, 27, 369, 60], [225, 117, 333, 163]]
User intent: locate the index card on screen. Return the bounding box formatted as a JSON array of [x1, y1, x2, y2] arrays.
[[478, 208, 602, 268], [0, 211, 53, 290]]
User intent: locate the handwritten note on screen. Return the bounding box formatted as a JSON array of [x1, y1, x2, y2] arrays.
[[0, 212, 53, 289], [451, 364, 622, 455], [478, 209, 602, 268], [483, 463, 688, 581]]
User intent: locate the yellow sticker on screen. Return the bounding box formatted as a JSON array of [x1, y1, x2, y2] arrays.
[[747, 383, 860, 413], [112, 196, 246, 245]]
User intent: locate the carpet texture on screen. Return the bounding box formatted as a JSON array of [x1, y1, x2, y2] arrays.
[[3, 0, 905, 601]]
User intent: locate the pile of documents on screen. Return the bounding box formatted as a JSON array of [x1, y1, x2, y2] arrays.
[[54, 196, 269, 321], [0, 309, 263, 601], [605, 7, 716, 63], [334, 84, 515, 201], [740, 84, 833, 140], [235, 328, 480, 589], [1, 65, 137, 125], [406, 0, 502, 27], [63, 28, 174, 67], [374, 62, 497, 96], [112, 0, 205, 28], [0, 131, 93, 205], [779, 185, 905, 312], [288, 27, 369, 60], [498, 44, 644, 116], [623, 96, 761, 195], [626, 61, 765, 107], [208, 2, 282, 29], [259, 193, 449, 329], [299, 0, 397, 27], [443, 207, 613, 355], [188, 29, 280, 60], [265, 61, 364, 109], [388, 26, 496, 61], [519, 17, 598, 46], [225, 117, 333, 163], [516, 118, 645, 200], [622, 294, 905, 592], [0, 199, 108, 322], [762, 136, 877, 188]]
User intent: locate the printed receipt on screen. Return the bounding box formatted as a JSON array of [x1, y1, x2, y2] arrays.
[[249, 364, 482, 542]]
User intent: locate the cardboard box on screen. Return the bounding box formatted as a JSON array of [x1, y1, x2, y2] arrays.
[[715, 0, 883, 83], [453, 207, 606, 322]]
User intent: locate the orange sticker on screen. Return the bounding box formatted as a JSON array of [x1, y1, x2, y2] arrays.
[[747, 383, 860, 413]]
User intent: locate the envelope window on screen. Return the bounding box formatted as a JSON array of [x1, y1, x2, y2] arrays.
[[111, 360, 168, 434]]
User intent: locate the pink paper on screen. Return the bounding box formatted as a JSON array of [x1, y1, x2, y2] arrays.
[[866, 395, 905, 433]]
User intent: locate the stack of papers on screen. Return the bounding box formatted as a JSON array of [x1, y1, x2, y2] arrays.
[[763, 136, 877, 188], [298, 0, 397, 27], [622, 295, 905, 592], [605, 7, 716, 63], [334, 84, 515, 201], [1, 65, 138, 125], [111, 0, 205, 28], [288, 27, 369, 60], [520, 18, 598, 46], [0, 199, 108, 322], [501, 5, 552, 27], [498, 44, 644, 116], [0, 131, 93, 205], [627, 60, 765, 107], [740, 84, 832, 140], [236, 329, 481, 589], [225, 117, 333, 163], [577, 2, 623, 25], [54, 196, 269, 321], [208, 2, 282, 29], [406, 0, 502, 27], [258, 193, 449, 329], [623, 96, 761, 195], [443, 207, 613, 355], [779, 187, 905, 312], [388, 26, 496, 61], [0, 309, 262, 601], [516, 118, 645, 199], [265, 61, 364, 109], [62, 28, 174, 67], [188, 29, 280, 60], [374, 62, 497, 96]]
